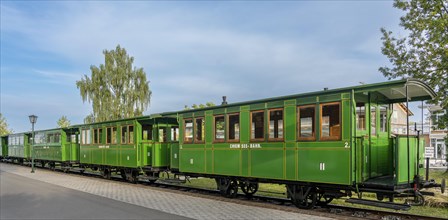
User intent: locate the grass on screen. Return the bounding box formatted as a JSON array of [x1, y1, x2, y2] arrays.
[[174, 170, 448, 219]]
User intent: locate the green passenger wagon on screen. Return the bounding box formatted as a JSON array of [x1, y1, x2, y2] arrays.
[[166, 78, 443, 209], [7, 133, 31, 163], [32, 128, 80, 169], [0, 135, 8, 159], [78, 115, 178, 182]]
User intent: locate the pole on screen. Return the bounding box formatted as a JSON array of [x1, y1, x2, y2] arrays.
[[406, 84, 410, 186], [31, 122, 35, 173]]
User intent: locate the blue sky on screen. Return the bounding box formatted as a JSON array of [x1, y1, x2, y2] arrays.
[[1, 1, 411, 132]]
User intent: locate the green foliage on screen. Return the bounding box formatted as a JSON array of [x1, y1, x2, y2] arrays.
[[57, 115, 71, 128], [184, 102, 216, 110], [380, 0, 448, 157], [76, 45, 151, 123], [0, 113, 13, 135]]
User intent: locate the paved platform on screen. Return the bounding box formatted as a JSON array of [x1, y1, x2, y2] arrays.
[[1, 170, 191, 220], [0, 163, 332, 220]]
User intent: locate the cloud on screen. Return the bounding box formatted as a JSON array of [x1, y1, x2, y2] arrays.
[[31, 70, 82, 85]]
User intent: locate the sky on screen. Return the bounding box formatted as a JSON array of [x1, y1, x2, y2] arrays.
[[1, 1, 420, 133]]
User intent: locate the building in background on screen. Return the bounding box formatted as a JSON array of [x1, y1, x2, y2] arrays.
[[427, 105, 447, 168], [389, 103, 447, 168]]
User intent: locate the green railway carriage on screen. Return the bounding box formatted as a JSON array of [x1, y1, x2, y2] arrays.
[[1, 78, 443, 211], [7, 133, 31, 163], [78, 115, 178, 181], [32, 128, 80, 169], [165, 78, 443, 209], [0, 135, 8, 159]]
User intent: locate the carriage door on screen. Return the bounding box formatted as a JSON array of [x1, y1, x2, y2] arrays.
[[355, 101, 370, 181]]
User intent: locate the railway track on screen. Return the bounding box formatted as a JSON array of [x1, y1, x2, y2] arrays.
[[4, 162, 445, 220], [150, 181, 445, 220]]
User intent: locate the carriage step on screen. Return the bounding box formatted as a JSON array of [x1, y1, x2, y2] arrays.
[[160, 178, 187, 184], [345, 198, 411, 211], [138, 175, 159, 181]]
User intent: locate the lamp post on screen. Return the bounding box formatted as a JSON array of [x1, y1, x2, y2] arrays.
[[29, 115, 38, 173]]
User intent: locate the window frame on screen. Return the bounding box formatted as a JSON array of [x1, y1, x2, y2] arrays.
[[250, 110, 265, 142], [214, 115, 226, 143], [194, 117, 205, 143], [227, 113, 240, 143], [183, 118, 193, 143], [320, 102, 341, 141], [268, 108, 284, 141], [297, 105, 316, 141]]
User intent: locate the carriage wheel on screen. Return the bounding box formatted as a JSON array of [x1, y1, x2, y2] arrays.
[[129, 170, 139, 184], [102, 169, 111, 179], [145, 172, 159, 184], [408, 192, 425, 206], [120, 169, 127, 180], [216, 178, 238, 198], [287, 185, 317, 209], [226, 179, 238, 198], [50, 162, 56, 171], [240, 181, 259, 196]]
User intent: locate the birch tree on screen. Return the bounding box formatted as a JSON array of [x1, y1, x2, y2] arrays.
[[77, 45, 151, 123]]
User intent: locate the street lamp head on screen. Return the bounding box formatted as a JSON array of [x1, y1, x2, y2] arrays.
[[29, 115, 38, 124]]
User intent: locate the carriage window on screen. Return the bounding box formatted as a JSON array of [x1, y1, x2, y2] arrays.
[[251, 111, 265, 140], [228, 114, 240, 141], [195, 118, 205, 143], [142, 125, 153, 141], [112, 127, 117, 144], [171, 126, 179, 141], [298, 105, 315, 140], [54, 133, 60, 143], [47, 133, 54, 143], [321, 103, 341, 140], [106, 127, 112, 144], [35, 133, 43, 144], [215, 116, 225, 141], [159, 128, 167, 142], [121, 126, 128, 144], [379, 105, 388, 132], [100, 129, 104, 144], [269, 109, 283, 140], [70, 134, 77, 143], [184, 119, 193, 143], [93, 129, 98, 144], [86, 129, 91, 144], [371, 106, 377, 136], [129, 126, 134, 144], [356, 103, 366, 131]]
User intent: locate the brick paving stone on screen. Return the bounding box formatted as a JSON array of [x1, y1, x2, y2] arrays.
[[0, 163, 333, 220]]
